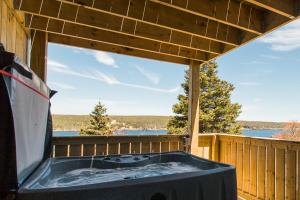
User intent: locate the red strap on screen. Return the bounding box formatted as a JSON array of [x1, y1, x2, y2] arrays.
[[0, 69, 49, 100]]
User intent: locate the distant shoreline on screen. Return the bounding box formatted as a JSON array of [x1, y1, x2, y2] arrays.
[[53, 128, 168, 132], [53, 128, 281, 132], [52, 115, 286, 132]]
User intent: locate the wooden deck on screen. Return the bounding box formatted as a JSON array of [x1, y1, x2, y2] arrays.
[[53, 134, 300, 200]]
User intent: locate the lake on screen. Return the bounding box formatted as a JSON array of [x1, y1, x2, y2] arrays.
[[53, 129, 282, 138]]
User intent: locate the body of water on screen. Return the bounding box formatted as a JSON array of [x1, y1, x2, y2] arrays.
[[53, 129, 282, 138]]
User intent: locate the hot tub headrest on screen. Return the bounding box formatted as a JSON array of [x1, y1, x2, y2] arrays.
[[0, 49, 54, 193]]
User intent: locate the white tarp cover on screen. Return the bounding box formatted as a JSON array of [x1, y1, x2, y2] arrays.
[[4, 67, 50, 185]]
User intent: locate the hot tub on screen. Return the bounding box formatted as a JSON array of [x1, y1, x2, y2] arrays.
[[0, 50, 237, 200], [18, 152, 237, 200]]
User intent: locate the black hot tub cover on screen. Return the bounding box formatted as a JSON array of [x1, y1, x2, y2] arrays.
[[0, 48, 53, 194]]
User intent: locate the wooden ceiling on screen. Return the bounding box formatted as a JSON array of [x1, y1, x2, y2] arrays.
[[14, 0, 299, 65]]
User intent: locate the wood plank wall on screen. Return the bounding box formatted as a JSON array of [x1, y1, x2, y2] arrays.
[[197, 134, 300, 200], [0, 0, 29, 64]]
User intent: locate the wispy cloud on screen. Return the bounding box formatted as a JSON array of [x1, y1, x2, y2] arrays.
[[48, 59, 178, 93], [55, 45, 119, 68], [119, 82, 180, 93], [260, 54, 280, 60], [48, 60, 69, 72], [48, 81, 75, 90], [48, 59, 119, 85], [241, 105, 257, 112], [241, 60, 266, 65], [134, 65, 160, 85], [238, 82, 261, 86], [259, 19, 300, 51], [94, 51, 119, 68], [253, 98, 262, 103]]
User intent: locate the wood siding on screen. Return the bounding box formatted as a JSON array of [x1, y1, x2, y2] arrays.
[[0, 0, 28, 64]]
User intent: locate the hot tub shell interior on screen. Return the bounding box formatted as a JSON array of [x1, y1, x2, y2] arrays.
[[18, 152, 237, 200]]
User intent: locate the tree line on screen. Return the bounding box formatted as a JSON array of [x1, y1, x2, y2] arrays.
[[80, 61, 242, 135]]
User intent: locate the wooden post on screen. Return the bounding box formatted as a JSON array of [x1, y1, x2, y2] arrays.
[[30, 30, 48, 82], [188, 60, 201, 155], [211, 134, 220, 161]]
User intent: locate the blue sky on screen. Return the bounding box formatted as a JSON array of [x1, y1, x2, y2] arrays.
[[48, 19, 300, 122]]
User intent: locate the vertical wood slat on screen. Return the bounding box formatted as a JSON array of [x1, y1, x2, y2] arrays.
[[108, 143, 119, 155], [231, 142, 237, 167], [141, 142, 151, 153], [0, 0, 28, 64], [0, 0, 2, 41], [243, 143, 250, 194], [267, 145, 275, 200], [69, 144, 81, 156], [297, 151, 300, 200], [211, 135, 219, 161], [219, 141, 226, 163], [131, 142, 140, 154], [236, 143, 243, 191], [276, 148, 285, 200], [6, 6, 13, 52], [257, 146, 266, 199], [83, 144, 94, 156], [161, 142, 169, 152], [286, 150, 296, 200], [120, 143, 130, 154], [96, 144, 107, 155], [54, 145, 68, 157], [1, 1, 8, 49], [170, 141, 179, 151], [250, 145, 258, 197], [151, 142, 160, 153]]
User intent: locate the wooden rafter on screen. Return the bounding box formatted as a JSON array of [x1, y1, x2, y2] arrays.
[[151, 0, 290, 33], [27, 14, 214, 63], [15, 0, 232, 56], [12, 0, 300, 65], [244, 0, 299, 19], [48, 33, 192, 64], [151, 0, 265, 35], [14, 0, 257, 47]]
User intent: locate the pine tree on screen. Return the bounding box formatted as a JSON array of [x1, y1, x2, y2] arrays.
[[168, 61, 242, 134], [80, 101, 112, 135]]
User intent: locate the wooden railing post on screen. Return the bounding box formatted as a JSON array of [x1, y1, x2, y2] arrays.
[[211, 134, 220, 161], [188, 61, 201, 155], [30, 30, 48, 81]]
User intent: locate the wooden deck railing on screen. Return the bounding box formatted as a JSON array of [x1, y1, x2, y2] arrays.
[[52, 133, 300, 199], [196, 134, 300, 200], [52, 135, 186, 157]]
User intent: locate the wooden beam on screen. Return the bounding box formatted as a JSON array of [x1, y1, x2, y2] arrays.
[[244, 0, 298, 19], [14, 0, 253, 47], [26, 14, 215, 62], [151, 0, 291, 34], [30, 30, 47, 81], [48, 33, 191, 65], [150, 0, 264, 35], [14, 0, 232, 56], [188, 60, 200, 155]]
